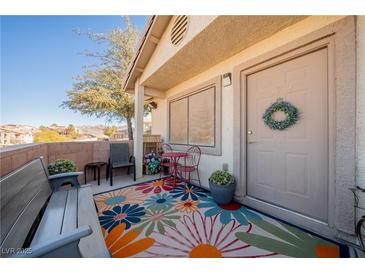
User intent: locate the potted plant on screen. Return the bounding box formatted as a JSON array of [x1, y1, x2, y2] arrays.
[[48, 159, 77, 175], [209, 170, 235, 205], [144, 152, 161, 175]]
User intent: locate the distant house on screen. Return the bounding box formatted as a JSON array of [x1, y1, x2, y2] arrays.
[[112, 118, 152, 140], [0, 127, 34, 146], [48, 125, 68, 135], [75, 134, 99, 142], [75, 125, 107, 140], [112, 127, 129, 140]]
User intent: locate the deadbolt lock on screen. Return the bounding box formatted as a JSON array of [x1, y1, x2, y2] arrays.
[[248, 130, 253, 135]]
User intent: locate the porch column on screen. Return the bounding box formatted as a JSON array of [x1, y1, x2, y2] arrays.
[[134, 78, 144, 179]]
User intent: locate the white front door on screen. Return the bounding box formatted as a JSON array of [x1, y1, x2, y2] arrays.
[[246, 48, 328, 222]]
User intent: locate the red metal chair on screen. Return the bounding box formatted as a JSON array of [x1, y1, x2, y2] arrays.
[[159, 143, 174, 178], [178, 145, 201, 187]]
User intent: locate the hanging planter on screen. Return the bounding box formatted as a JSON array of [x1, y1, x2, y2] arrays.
[[262, 99, 299, 130]]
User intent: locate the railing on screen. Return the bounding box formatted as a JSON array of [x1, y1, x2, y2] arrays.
[[0, 141, 133, 183]]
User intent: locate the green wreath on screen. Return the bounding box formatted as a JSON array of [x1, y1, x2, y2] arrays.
[[263, 100, 299, 130]]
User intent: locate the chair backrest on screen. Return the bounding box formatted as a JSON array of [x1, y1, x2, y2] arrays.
[[159, 143, 172, 156], [186, 145, 201, 167], [0, 157, 52, 255], [110, 143, 130, 165]]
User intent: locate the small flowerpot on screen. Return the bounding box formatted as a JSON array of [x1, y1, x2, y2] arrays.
[[209, 180, 236, 205], [144, 165, 151, 175]]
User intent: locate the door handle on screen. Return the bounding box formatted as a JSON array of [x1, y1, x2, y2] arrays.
[[247, 130, 255, 143]]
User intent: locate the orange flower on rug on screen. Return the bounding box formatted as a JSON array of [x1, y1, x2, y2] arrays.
[[175, 199, 199, 213], [102, 223, 155, 258]]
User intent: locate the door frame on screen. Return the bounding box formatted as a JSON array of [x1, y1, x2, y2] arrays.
[[241, 36, 335, 237], [232, 17, 356, 239]]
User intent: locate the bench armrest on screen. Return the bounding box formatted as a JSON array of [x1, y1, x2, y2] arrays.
[[48, 172, 83, 191], [12, 226, 92, 258], [48, 171, 83, 180]]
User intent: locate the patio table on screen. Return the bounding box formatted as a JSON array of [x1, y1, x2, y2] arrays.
[[84, 161, 107, 186], [161, 151, 188, 186]]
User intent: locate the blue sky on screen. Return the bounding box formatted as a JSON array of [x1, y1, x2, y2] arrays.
[[1, 15, 147, 127]]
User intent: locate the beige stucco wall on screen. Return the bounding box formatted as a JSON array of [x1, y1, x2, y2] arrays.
[[151, 16, 346, 188], [141, 15, 217, 84], [151, 98, 167, 140], [356, 16, 365, 231], [147, 15, 363, 240]]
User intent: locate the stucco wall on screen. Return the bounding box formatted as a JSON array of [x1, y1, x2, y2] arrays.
[[151, 98, 167, 140], [149, 16, 361, 239], [141, 16, 217, 83], [356, 16, 365, 229], [151, 16, 347, 188]]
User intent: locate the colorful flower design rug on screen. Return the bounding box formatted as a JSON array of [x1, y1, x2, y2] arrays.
[[94, 179, 348, 258]]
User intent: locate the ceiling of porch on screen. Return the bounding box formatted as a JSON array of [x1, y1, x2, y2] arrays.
[[141, 16, 308, 91]]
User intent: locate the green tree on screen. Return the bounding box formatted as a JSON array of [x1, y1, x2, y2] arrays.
[[104, 126, 118, 137], [62, 17, 150, 140], [65, 124, 79, 139], [34, 128, 67, 143]]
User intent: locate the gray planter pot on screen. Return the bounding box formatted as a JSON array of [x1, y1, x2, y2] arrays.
[[209, 180, 236, 205]]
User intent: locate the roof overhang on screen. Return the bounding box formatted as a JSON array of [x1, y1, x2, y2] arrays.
[[124, 16, 308, 93], [123, 15, 172, 92]]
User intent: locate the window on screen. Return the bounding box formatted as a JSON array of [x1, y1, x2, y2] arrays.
[[188, 87, 215, 146], [170, 98, 188, 144], [168, 76, 221, 155]]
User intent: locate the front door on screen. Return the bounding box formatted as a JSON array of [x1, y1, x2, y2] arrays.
[[246, 48, 328, 222]]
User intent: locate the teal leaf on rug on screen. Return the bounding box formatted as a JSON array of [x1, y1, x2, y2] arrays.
[[236, 219, 340, 258], [235, 232, 313, 257]]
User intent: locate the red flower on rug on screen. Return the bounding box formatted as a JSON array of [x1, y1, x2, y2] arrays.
[[175, 199, 199, 213], [135, 179, 176, 194]]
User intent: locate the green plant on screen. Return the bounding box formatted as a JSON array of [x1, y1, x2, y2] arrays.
[[208, 170, 234, 186], [144, 152, 161, 174], [48, 159, 77, 175]]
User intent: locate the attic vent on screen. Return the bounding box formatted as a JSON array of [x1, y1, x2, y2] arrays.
[[171, 15, 189, 46]]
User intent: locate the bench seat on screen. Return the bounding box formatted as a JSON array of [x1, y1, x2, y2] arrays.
[[29, 185, 110, 258]]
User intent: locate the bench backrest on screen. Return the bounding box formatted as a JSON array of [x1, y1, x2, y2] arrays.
[[0, 157, 52, 252]]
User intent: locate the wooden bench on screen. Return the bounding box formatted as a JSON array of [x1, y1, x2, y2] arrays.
[[0, 157, 110, 258]]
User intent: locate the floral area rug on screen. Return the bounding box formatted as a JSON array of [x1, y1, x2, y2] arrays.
[[94, 179, 348, 258]]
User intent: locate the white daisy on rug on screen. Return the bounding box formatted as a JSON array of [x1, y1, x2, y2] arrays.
[[137, 210, 279, 258]]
